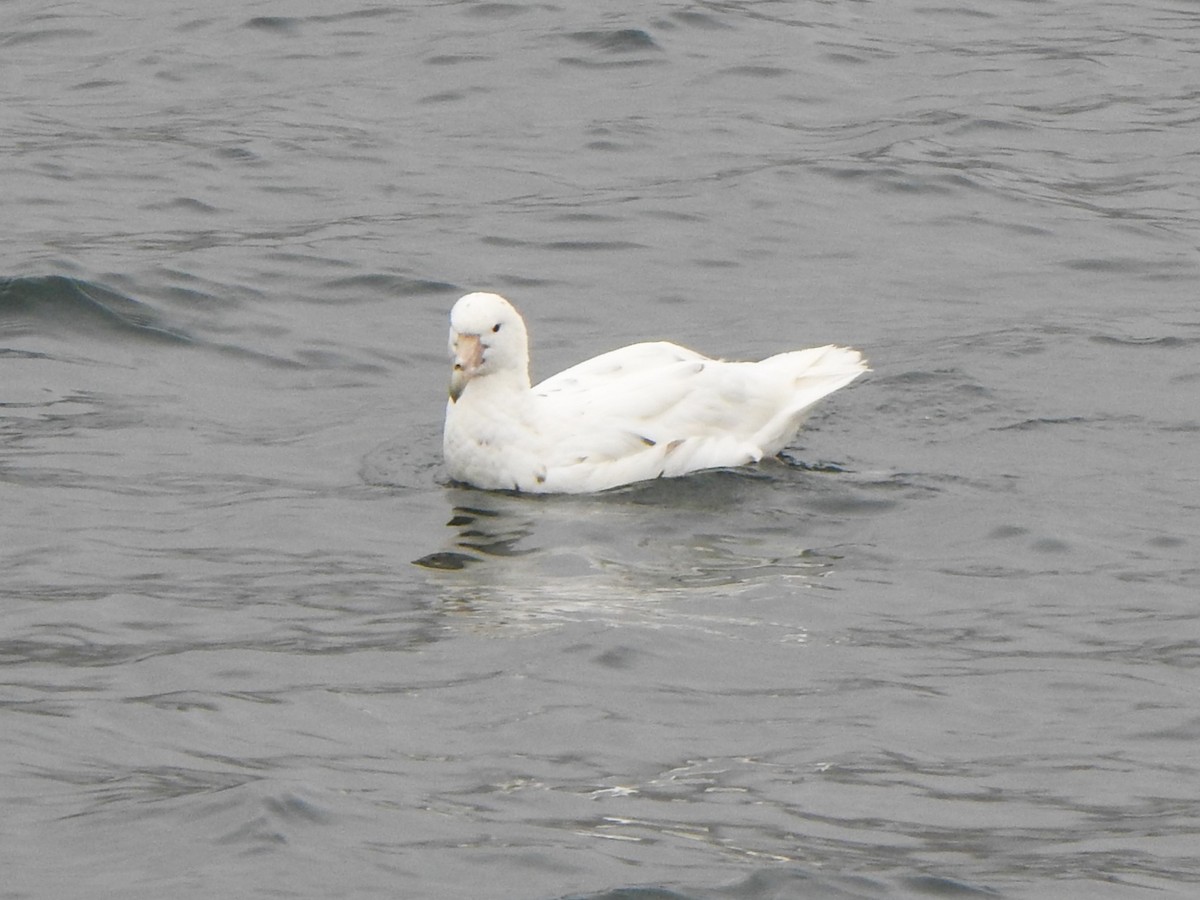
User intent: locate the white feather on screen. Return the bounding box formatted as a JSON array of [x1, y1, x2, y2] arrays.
[[442, 293, 868, 493]]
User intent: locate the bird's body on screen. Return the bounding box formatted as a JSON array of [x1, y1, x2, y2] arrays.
[[442, 292, 867, 493]]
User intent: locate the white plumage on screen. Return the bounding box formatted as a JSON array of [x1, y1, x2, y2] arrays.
[[442, 292, 868, 493]]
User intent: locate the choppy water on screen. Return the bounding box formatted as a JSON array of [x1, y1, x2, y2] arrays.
[[3, 2, 1198, 898]]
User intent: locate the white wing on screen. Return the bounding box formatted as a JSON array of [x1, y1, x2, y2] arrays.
[[535, 341, 708, 395], [525, 343, 867, 492]]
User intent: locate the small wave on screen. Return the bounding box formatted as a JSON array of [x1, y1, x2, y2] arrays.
[[993, 416, 1089, 432], [0, 274, 314, 370], [560, 28, 666, 68], [717, 64, 792, 79], [463, 3, 527, 21], [244, 16, 301, 34], [481, 235, 648, 252], [0, 275, 192, 345], [318, 273, 459, 297], [560, 867, 1004, 899], [669, 10, 734, 31], [566, 28, 663, 54], [1090, 333, 1195, 348]]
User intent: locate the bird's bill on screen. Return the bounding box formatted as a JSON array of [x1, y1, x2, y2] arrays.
[[449, 333, 484, 402]]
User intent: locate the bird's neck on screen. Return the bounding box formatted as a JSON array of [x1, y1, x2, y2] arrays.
[[465, 367, 531, 404]]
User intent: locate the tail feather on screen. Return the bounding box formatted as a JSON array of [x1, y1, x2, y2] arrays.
[[753, 346, 868, 454]]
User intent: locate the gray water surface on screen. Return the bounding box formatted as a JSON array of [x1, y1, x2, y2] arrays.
[[3, 2, 1198, 898]]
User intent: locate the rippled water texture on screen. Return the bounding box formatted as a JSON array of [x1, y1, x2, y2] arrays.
[[2, 2, 1198, 899]]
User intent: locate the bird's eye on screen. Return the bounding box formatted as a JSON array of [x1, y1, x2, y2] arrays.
[[492, 323, 502, 333]]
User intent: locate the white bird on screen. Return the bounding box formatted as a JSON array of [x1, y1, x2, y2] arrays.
[[442, 292, 868, 494]]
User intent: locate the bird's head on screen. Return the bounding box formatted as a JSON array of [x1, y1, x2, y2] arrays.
[[448, 292, 530, 402]]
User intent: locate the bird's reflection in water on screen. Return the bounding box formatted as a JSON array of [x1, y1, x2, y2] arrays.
[[412, 489, 538, 570], [408, 470, 861, 640]]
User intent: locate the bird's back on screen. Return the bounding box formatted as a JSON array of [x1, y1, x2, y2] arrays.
[[522, 342, 867, 492]]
